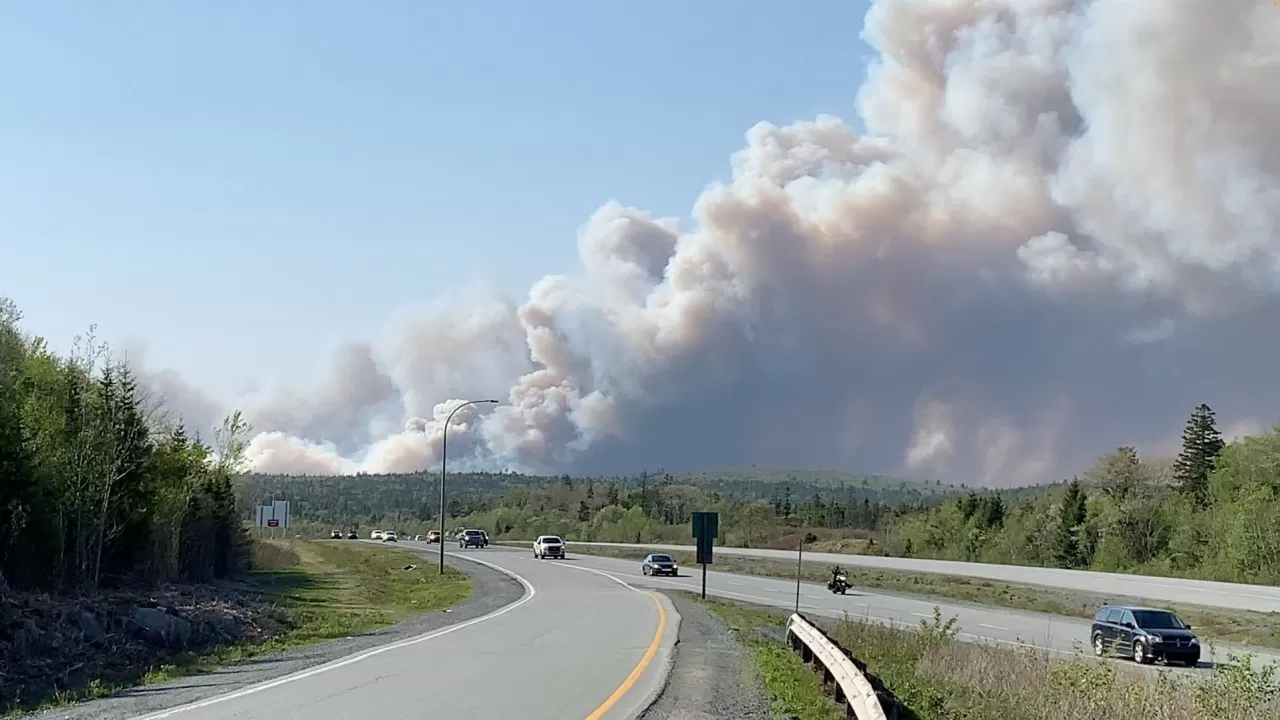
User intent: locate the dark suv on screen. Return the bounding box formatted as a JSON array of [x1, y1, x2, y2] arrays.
[[458, 529, 486, 548], [1090, 605, 1200, 666]]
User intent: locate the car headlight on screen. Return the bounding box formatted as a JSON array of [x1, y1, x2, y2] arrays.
[[1146, 634, 1163, 643], [1189, 637, 1199, 644]]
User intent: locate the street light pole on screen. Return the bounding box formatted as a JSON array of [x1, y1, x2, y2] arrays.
[[438, 399, 499, 575]]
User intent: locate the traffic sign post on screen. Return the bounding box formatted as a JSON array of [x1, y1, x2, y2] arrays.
[[691, 511, 719, 599]]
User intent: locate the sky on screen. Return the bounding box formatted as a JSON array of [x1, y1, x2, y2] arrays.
[[0, 0, 868, 397], [3, 0, 1280, 487]]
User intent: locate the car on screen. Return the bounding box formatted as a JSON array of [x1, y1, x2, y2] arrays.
[[458, 529, 486, 548], [426, 531, 441, 543], [330, 530, 342, 539], [370, 530, 384, 540], [413, 534, 425, 541], [347, 530, 358, 539], [382, 531, 398, 542], [1090, 604, 1200, 666], [641, 553, 678, 576], [533, 535, 566, 559]]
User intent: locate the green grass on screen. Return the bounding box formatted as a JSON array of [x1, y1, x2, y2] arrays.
[[695, 595, 846, 720], [169, 539, 471, 669], [4, 539, 470, 715], [558, 543, 1280, 651]]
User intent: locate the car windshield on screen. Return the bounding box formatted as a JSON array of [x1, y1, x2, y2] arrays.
[[542, 537, 562, 543], [1133, 610, 1187, 629], [464, 530, 481, 536], [650, 555, 673, 563]]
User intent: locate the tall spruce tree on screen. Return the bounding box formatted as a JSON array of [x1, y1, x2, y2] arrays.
[[1053, 480, 1088, 568], [1172, 404, 1225, 507]]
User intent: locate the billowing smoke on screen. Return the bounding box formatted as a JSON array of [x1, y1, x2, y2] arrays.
[[139, 0, 1280, 486]]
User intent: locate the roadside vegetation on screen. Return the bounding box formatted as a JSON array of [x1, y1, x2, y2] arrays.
[[0, 300, 471, 714], [556, 543, 1280, 651], [701, 598, 1280, 720]]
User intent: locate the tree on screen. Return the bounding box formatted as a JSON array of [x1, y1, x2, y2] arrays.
[[577, 499, 591, 522], [1173, 404, 1225, 507], [1086, 446, 1142, 501], [1053, 480, 1088, 568]]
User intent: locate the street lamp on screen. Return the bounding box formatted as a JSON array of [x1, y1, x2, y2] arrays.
[[438, 398, 499, 574]]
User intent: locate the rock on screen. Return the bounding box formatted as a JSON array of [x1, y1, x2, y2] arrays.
[[132, 607, 193, 649], [75, 610, 106, 645]]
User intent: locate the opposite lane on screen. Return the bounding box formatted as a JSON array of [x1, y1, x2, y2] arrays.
[[570, 541, 1280, 614], [134, 544, 675, 720]]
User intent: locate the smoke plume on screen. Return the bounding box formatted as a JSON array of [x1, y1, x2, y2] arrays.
[[140, 0, 1280, 486]]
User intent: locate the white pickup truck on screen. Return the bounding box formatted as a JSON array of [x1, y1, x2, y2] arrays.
[[533, 535, 566, 559]]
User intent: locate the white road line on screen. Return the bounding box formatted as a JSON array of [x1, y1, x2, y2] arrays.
[[979, 623, 1008, 630], [131, 552, 537, 720]]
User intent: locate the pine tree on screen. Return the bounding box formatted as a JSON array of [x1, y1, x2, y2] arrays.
[[577, 499, 591, 522], [1172, 404, 1225, 507], [1053, 480, 1088, 568]]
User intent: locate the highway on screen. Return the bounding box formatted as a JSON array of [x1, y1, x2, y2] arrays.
[[479, 543, 1280, 672], [571, 541, 1280, 614], [132, 544, 678, 720]]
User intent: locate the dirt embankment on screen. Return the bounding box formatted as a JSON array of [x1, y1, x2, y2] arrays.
[[1, 580, 290, 711]]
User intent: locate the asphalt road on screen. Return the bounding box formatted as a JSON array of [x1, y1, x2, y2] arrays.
[[482, 544, 1280, 673], [573, 541, 1280, 614], [129, 544, 678, 720]]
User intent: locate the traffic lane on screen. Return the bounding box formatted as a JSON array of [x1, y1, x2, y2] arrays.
[[393, 543, 678, 720], [137, 546, 665, 720], [490, 547, 1280, 673], [572, 542, 1280, 614]]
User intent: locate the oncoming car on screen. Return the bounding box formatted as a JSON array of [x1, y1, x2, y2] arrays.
[[533, 535, 565, 559], [641, 553, 678, 577], [426, 531, 441, 543], [458, 529, 486, 548], [370, 530, 384, 540]]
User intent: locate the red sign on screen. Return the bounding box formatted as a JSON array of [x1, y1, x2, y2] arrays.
[[267, 518, 279, 527]]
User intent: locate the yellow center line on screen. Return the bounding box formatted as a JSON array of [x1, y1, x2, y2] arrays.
[[584, 591, 667, 720]]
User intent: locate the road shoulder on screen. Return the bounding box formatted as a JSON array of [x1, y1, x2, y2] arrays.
[[24, 552, 525, 720], [639, 591, 772, 720]]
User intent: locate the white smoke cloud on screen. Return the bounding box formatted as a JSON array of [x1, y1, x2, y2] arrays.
[[133, 0, 1280, 486]]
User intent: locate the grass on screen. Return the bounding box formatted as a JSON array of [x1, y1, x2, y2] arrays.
[[5, 539, 470, 715], [165, 539, 472, 669], [700, 597, 1280, 720], [557, 543, 1280, 651], [693, 595, 846, 720]]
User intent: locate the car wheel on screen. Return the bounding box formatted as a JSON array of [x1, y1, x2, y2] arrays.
[[643, 566, 650, 575], [1132, 640, 1149, 664], [1092, 633, 1105, 657]]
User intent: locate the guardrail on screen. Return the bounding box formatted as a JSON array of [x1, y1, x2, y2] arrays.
[[785, 613, 887, 720]]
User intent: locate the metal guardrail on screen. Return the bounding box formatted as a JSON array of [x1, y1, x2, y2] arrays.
[[785, 613, 887, 720]]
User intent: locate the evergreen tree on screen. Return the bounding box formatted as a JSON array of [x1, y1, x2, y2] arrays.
[[1172, 404, 1225, 507], [577, 499, 591, 522], [1053, 480, 1088, 568]]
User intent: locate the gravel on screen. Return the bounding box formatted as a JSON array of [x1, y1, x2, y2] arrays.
[[24, 551, 524, 720], [640, 592, 772, 720]]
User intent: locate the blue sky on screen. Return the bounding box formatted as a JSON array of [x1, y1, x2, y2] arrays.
[[0, 1, 871, 398]]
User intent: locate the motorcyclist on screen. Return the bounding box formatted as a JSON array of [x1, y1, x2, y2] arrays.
[[829, 565, 846, 585]]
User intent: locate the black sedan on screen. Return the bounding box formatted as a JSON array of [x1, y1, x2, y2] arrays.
[[641, 553, 679, 577]]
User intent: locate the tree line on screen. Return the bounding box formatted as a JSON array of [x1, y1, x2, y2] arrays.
[[881, 404, 1280, 585], [0, 298, 251, 593]]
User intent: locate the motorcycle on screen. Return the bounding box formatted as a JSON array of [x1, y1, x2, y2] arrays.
[[827, 573, 849, 595]]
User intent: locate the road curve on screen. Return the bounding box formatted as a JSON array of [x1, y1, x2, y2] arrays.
[[130, 544, 677, 720], [490, 544, 1280, 673], [572, 541, 1280, 614]]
